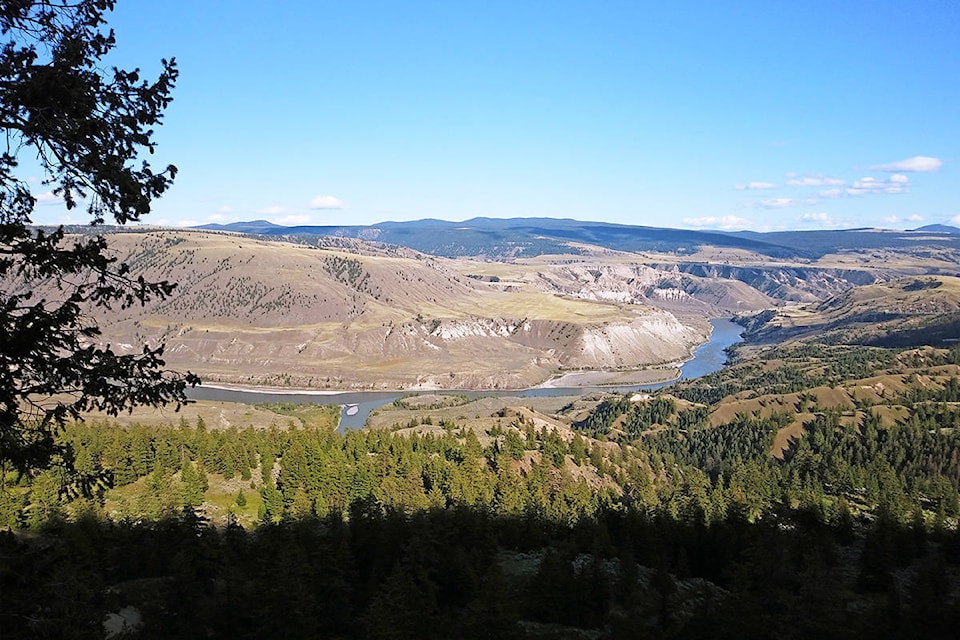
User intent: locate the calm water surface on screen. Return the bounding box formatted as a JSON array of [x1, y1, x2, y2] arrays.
[[678, 317, 744, 380], [188, 318, 743, 430]]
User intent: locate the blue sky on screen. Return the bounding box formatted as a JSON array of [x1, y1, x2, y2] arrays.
[[29, 1, 960, 231]]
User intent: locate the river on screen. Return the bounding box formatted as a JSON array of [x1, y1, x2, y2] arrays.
[[187, 318, 743, 430]]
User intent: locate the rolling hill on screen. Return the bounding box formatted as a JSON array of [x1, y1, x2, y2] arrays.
[[738, 275, 960, 347], [93, 230, 716, 390], [40, 214, 956, 393], [196, 217, 960, 306]]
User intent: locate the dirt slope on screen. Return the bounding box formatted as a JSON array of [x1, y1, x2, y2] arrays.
[[91, 230, 709, 389], [740, 276, 960, 347]]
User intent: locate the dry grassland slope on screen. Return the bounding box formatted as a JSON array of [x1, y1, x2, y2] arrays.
[[94, 230, 708, 390]]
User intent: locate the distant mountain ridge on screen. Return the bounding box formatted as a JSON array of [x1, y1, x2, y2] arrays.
[[198, 217, 960, 260], [914, 223, 960, 234]]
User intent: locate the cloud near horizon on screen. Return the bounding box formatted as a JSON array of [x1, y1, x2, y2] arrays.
[[276, 214, 316, 225], [883, 213, 925, 227], [34, 191, 65, 206], [869, 156, 943, 172], [735, 181, 777, 190], [309, 195, 345, 209], [846, 174, 909, 196], [682, 215, 751, 230], [817, 188, 844, 199], [785, 176, 845, 187], [756, 198, 799, 209], [800, 211, 837, 226]]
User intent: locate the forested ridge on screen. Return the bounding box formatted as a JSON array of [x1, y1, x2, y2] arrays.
[[4, 344, 960, 638]]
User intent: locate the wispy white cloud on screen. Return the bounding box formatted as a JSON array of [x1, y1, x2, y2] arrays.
[[869, 155, 943, 172], [309, 195, 344, 209], [799, 212, 843, 228], [883, 214, 924, 227], [951, 214, 960, 226], [818, 188, 844, 199], [206, 206, 236, 223], [800, 211, 850, 229], [682, 215, 751, 230], [785, 176, 845, 187], [846, 175, 910, 196], [757, 197, 799, 209], [34, 191, 65, 206], [276, 214, 315, 225], [735, 181, 777, 190]]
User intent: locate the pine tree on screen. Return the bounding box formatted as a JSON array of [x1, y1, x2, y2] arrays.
[[259, 480, 284, 524], [179, 457, 205, 506], [26, 470, 63, 529], [504, 429, 526, 460], [0, 485, 24, 527]]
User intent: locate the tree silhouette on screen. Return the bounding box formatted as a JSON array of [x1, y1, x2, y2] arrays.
[[0, 1, 198, 471]]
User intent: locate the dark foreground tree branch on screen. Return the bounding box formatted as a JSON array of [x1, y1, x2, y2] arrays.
[[0, 0, 198, 472]]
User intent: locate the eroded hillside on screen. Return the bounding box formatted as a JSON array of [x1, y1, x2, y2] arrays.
[[739, 275, 960, 347], [453, 256, 775, 317], [75, 226, 959, 391], [93, 230, 709, 389]]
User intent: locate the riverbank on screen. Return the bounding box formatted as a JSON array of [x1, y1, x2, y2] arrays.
[[536, 366, 681, 388], [182, 318, 744, 430], [195, 319, 738, 396], [199, 383, 346, 395], [199, 366, 681, 397]]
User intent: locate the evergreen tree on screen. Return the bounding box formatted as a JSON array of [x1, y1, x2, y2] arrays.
[[25, 469, 62, 529], [504, 429, 526, 460], [179, 457, 205, 507], [259, 480, 284, 524]]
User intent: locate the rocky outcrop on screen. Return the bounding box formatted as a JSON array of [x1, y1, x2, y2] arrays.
[[647, 263, 883, 302], [530, 263, 772, 314], [738, 276, 960, 348]]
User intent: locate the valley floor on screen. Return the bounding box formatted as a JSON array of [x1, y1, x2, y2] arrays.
[[536, 366, 680, 388]]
